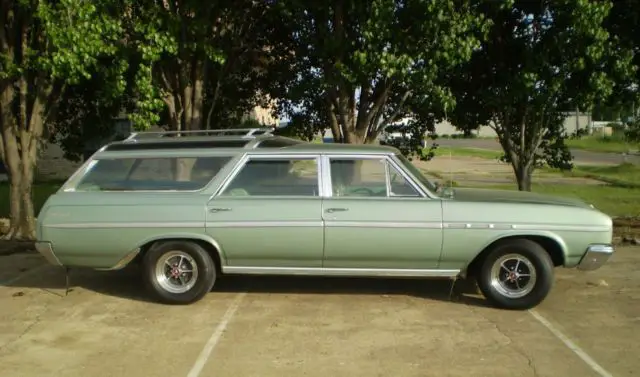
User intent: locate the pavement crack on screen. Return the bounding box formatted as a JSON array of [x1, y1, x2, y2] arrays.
[[0, 304, 47, 354], [467, 306, 539, 377]]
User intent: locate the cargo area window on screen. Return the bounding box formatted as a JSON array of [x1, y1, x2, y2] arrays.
[[74, 156, 232, 191]]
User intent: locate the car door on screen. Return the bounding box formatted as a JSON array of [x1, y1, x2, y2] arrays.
[[205, 153, 325, 268], [321, 155, 443, 270]]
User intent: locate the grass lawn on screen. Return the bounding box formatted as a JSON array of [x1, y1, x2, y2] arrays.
[[432, 146, 503, 160], [468, 182, 640, 218], [565, 136, 639, 154], [0, 181, 62, 218], [543, 162, 640, 188]]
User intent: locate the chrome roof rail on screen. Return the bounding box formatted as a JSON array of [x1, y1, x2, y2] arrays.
[[124, 127, 274, 141]]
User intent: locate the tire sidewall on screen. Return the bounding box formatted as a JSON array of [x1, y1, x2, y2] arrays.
[[477, 239, 554, 310], [142, 241, 216, 305]]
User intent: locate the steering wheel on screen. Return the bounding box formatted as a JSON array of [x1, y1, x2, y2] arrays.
[[350, 187, 375, 196]]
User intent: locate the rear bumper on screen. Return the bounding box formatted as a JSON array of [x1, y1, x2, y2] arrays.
[[577, 244, 614, 271], [34, 241, 62, 266]]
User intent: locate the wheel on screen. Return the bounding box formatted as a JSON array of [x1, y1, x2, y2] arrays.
[[476, 238, 554, 310], [142, 240, 216, 305]]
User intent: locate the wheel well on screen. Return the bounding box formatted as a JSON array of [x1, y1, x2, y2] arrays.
[[134, 238, 223, 274], [465, 235, 565, 277]]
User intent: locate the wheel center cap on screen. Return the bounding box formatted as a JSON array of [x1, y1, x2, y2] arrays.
[[170, 267, 181, 278], [508, 271, 518, 282]]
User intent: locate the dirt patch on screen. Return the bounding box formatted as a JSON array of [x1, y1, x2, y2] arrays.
[[415, 156, 605, 186], [0, 241, 35, 256], [613, 217, 640, 241]]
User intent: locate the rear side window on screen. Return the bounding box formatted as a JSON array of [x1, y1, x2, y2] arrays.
[[74, 156, 232, 191]]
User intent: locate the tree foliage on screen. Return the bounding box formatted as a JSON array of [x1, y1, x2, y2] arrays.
[[447, 0, 635, 191], [0, 0, 124, 239], [599, 0, 640, 113], [267, 0, 490, 159], [123, 0, 276, 132]]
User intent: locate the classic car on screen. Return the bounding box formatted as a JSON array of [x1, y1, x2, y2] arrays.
[[34, 130, 615, 310]]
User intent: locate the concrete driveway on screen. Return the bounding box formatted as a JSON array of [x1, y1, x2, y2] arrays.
[[0, 247, 638, 377], [436, 138, 640, 165]]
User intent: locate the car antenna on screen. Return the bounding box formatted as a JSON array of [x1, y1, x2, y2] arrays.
[[449, 149, 453, 189]]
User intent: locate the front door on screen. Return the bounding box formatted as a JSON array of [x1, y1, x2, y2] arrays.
[[205, 154, 324, 268], [321, 156, 443, 270]]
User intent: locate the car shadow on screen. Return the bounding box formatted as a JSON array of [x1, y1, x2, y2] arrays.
[[4, 260, 489, 308]]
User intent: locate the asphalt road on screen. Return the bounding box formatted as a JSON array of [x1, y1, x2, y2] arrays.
[[436, 138, 640, 165]]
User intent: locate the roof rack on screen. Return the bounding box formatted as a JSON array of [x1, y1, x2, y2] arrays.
[[124, 127, 274, 141]]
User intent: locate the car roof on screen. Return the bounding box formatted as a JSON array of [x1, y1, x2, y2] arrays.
[[93, 129, 399, 157], [125, 127, 273, 139]]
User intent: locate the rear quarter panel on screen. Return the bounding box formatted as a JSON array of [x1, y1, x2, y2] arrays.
[[438, 200, 613, 269], [37, 191, 211, 268]]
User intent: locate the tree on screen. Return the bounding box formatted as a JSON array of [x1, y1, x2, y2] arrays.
[[0, 0, 124, 239], [447, 0, 635, 191], [125, 0, 275, 132], [267, 0, 490, 154], [599, 0, 640, 117], [47, 65, 135, 162]]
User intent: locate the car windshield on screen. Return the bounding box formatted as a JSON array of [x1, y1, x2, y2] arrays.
[[395, 153, 441, 195]]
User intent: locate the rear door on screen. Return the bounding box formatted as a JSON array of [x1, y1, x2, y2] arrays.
[[205, 154, 325, 268]]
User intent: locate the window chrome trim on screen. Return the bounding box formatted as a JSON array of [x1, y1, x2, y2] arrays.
[[221, 266, 460, 278], [66, 154, 237, 194], [60, 144, 110, 192], [387, 154, 439, 199], [321, 153, 428, 199], [211, 152, 324, 198], [384, 159, 392, 195], [386, 159, 422, 198]]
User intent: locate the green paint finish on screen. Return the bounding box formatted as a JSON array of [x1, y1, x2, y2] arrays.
[[205, 197, 324, 267], [38, 191, 209, 268], [447, 187, 593, 209], [35, 137, 615, 279], [321, 198, 443, 269]]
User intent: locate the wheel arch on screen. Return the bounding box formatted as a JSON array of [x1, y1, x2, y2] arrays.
[[132, 233, 227, 274], [463, 232, 567, 277]]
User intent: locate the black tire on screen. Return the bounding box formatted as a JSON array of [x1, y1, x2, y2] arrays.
[[476, 238, 554, 310], [142, 240, 216, 305]]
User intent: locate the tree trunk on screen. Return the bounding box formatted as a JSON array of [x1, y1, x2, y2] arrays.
[[513, 162, 533, 192], [1, 127, 38, 240]]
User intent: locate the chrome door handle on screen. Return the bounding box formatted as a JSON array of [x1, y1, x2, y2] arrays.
[[326, 207, 348, 213], [209, 207, 232, 213]]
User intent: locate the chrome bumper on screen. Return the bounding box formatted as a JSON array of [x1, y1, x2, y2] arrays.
[[577, 244, 614, 271], [34, 241, 62, 266]]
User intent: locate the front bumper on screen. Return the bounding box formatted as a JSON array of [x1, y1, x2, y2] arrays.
[[577, 244, 614, 271], [34, 241, 62, 266]]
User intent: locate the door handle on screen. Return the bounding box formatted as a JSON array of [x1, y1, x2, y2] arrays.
[[209, 207, 232, 213], [326, 207, 348, 213]]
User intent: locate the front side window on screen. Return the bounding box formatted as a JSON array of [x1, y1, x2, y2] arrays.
[[329, 157, 420, 198], [387, 162, 420, 197], [75, 156, 232, 191], [395, 153, 439, 194], [330, 158, 387, 197], [220, 157, 319, 197]]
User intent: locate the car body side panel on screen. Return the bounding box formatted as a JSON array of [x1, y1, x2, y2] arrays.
[[321, 198, 443, 269], [37, 191, 209, 268], [204, 197, 324, 267], [438, 200, 613, 269]]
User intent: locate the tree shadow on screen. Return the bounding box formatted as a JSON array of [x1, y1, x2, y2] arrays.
[[4, 258, 489, 308]]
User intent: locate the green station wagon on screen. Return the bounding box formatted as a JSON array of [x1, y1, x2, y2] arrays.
[[34, 129, 615, 310]]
